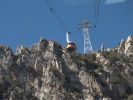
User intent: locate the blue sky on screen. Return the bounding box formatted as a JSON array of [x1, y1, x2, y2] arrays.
[[0, 0, 132, 53]]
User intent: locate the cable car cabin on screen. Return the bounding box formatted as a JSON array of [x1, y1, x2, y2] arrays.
[[66, 42, 76, 52]]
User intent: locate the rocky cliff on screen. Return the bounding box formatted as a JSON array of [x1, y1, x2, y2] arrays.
[[0, 36, 133, 100]]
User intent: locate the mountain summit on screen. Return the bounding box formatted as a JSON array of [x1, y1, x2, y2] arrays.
[[0, 35, 133, 100]]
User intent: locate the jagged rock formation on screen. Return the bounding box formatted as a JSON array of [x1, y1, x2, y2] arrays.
[[118, 35, 133, 56], [0, 36, 133, 100]]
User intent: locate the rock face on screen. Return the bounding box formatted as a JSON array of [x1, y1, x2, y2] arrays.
[[118, 35, 133, 56], [0, 36, 133, 100], [124, 35, 133, 56]]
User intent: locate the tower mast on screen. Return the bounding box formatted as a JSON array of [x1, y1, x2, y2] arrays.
[[79, 20, 93, 53]]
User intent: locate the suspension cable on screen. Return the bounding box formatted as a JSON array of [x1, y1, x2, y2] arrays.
[[42, 0, 68, 32], [93, 0, 101, 27]]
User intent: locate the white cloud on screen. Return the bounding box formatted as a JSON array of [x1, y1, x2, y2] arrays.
[[105, 0, 126, 4]]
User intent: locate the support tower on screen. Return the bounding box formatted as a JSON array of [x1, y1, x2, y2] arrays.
[[79, 20, 93, 53]]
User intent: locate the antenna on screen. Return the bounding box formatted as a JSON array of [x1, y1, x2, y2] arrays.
[[79, 20, 93, 53], [101, 43, 104, 52]]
